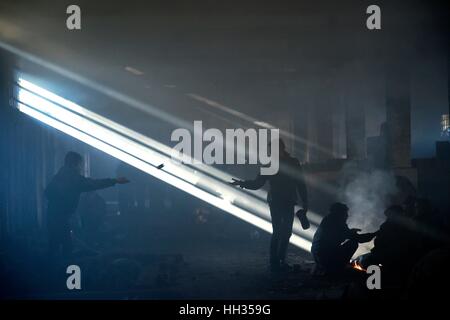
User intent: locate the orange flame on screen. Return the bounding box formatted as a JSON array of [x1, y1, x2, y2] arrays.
[[350, 260, 366, 272]]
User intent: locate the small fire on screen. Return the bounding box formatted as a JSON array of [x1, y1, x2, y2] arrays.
[[350, 260, 366, 272]]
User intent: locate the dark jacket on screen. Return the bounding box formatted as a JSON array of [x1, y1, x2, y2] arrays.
[[45, 166, 116, 219], [311, 214, 374, 255], [312, 215, 352, 255], [370, 217, 421, 269], [239, 154, 308, 207]]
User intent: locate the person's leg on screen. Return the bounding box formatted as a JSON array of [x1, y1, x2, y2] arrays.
[[269, 205, 283, 268], [311, 250, 327, 275], [278, 207, 295, 264], [318, 240, 358, 274]]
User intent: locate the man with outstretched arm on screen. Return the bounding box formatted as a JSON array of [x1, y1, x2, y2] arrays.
[[45, 151, 130, 259], [230, 139, 308, 272]]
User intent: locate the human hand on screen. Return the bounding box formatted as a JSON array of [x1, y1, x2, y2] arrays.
[[229, 178, 243, 187]]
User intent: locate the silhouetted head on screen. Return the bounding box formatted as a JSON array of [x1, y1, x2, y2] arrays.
[[329, 202, 349, 222], [64, 151, 83, 173]]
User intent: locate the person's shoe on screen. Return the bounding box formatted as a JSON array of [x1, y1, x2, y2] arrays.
[[296, 209, 310, 230]]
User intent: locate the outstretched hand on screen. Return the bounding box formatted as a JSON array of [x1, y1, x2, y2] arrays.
[[116, 177, 130, 184], [229, 178, 243, 187]]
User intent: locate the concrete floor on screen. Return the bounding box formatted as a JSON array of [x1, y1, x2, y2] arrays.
[[0, 213, 351, 300]]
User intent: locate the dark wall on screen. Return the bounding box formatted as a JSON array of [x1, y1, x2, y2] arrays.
[[0, 52, 14, 241], [0, 52, 57, 242]]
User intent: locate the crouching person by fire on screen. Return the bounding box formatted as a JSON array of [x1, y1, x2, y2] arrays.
[[311, 203, 376, 275]]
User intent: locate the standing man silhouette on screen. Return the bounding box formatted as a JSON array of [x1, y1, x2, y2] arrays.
[[230, 139, 308, 272], [45, 151, 130, 259]]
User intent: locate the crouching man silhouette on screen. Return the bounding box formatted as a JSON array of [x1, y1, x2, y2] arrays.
[[311, 203, 376, 275]]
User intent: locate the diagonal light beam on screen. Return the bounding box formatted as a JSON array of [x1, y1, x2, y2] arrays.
[[15, 78, 315, 251], [0, 37, 323, 227], [0, 39, 324, 226], [17, 78, 323, 227]]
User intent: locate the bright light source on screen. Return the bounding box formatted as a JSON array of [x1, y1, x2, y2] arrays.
[[17, 78, 318, 223], [1, 40, 321, 233], [15, 78, 315, 252]]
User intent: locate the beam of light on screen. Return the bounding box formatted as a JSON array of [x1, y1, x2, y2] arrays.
[[15, 80, 314, 251], [186, 92, 342, 224], [1, 39, 321, 226], [17, 77, 323, 228], [0, 40, 191, 130], [125, 66, 144, 76], [17, 103, 294, 243], [1, 38, 322, 228], [187, 93, 334, 157], [17, 89, 200, 186]]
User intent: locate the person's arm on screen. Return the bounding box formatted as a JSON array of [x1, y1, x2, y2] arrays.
[[77, 176, 129, 192], [356, 232, 377, 243], [230, 174, 267, 190], [346, 227, 377, 243]]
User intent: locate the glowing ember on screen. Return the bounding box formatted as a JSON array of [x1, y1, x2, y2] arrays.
[[350, 260, 366, 272]]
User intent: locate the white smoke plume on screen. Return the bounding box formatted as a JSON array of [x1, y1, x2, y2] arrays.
[[338, 163, 398, 256]]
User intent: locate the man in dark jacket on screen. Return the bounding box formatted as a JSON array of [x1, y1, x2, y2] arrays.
[[230, 139, 308, 271], [45, 151, 129, 258], [311, 203, 376, 274]]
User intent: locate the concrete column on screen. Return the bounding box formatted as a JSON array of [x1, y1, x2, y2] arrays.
[[343, 62, 367, 161], [345, 103, 366, 160], [309, 92, 333, 163], [386, 65, 411, 168]]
